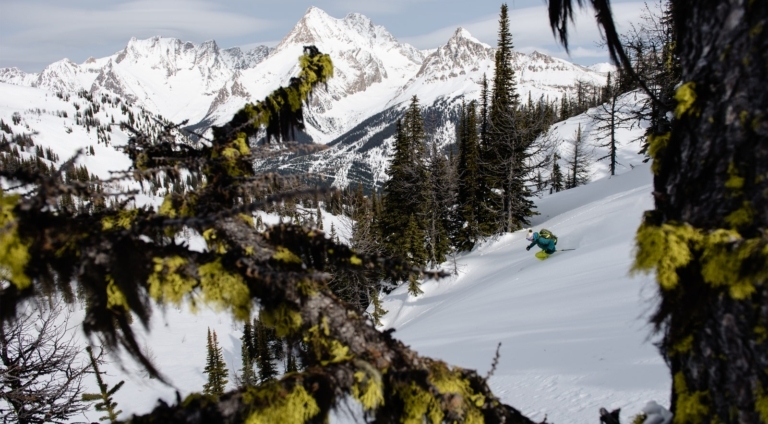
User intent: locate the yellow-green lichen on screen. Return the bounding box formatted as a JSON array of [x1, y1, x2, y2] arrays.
[[725, 162, 745, 191], [158, 196, 177, 218], [700, 230, 765, 299], [634, 221, 768, 299], [351, 360, 384, 411], [429, 363, 485, 423], [646, 132, 670, 175], [349, 255, 363, 266], [296, 279, 317, 297], [303, 324, 353, 366], [395, 381, 443, 424], [631, 413, 648, 424], [146, 256, 197, 305], [632, 222, 701, 290], [675, 82, 699, 118], [756, 382, 768, 423], [202, 228, 227, 254], [669, 335, 694, 356], [0, 191, 31, 290], [245, 383, 321, 424], [673, 372, 709, 423], [273, 246, 302, 264], [261, 303, 302, 337], [238, 213, 255, 227], [725, 202, 754, 228], [199, 259, 251, 320], [101, 209, 137, 231], [105, 275, 129, 312], [755, 325, 768, 344]]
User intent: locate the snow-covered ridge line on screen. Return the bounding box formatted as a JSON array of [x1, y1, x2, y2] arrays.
[[0, 7, 608, 146]]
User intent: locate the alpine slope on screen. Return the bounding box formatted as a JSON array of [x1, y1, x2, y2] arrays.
[[377, 162, 669, 423]]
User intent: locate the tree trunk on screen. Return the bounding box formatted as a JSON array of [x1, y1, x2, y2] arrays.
[[637, 1, 768, 422]]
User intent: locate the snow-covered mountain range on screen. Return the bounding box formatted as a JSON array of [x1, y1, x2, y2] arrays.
[[0, 6, 612, 189]]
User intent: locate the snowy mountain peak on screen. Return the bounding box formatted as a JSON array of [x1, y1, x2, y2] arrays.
[[450, 27, 485, 46], [587, 62, 615, 74], [405, 26, 494, 90], [277, 6, 338, 46]]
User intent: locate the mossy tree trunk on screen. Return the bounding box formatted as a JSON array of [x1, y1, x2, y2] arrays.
[[637, 0, 768, 422]]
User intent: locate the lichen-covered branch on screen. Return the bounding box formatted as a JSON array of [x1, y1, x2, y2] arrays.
[[0, 46, 540, 423]]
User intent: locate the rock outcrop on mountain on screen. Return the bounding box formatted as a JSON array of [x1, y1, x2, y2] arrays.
[[0, 6, 610, 190]]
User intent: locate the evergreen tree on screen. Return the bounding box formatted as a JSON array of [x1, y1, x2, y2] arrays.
[[483, 3, 536, 233], [565, 124, 591, 189], [550, 0, 768, 420], [369, 289, 389, 327], [238, 322, 257, 388], [0, 43, 536, 423], [381, 96, 429, 268], [456, 100, 482, 250], [82, 346, 124, 423], [254, 319, 277, 383], [559, 93, 571, 121], [424, 142, 453, 266], [403, 213, 428, 271], [203, 328, 228, 397], [550, 152, 564, 194]]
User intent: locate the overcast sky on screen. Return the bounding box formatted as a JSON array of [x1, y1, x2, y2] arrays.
[[0, 0, 649, 72]]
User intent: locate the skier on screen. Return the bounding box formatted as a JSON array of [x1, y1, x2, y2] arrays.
[[525, 229, 557, 259]]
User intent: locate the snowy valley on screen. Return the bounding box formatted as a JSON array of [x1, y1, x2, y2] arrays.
[[0, 5, 672, 424]]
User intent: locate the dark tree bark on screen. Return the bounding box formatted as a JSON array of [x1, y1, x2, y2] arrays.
[[549, 0, 768, 422], [641, 1, 768, 422]]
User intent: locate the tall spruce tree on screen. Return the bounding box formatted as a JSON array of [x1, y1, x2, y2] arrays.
[[254, 319, 277, 384], [456, 100, 482, 250], [483, 3, 517, 233], [381, 96, 429, 268], [424, 142, 453, 267], [203, 328, 228, 397], [551, 0, 768, 421], [549, 152, 565, 194], [238, 322, 257, 388], [483, 3, 536, 233]]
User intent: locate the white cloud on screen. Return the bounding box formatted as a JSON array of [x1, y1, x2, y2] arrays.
[[1, 0, 272, 47], [330, 0, 437, 16]]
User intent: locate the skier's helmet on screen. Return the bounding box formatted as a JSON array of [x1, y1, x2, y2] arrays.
[[525, 229, 534, 241]]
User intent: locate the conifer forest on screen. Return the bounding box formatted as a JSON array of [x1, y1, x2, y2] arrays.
[[0, 0, 766, 423]]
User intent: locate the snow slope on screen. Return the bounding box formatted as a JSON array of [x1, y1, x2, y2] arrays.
[[63, 162, 669, 423], [379, 162, 668, 423], [1, 72, 666, 422]]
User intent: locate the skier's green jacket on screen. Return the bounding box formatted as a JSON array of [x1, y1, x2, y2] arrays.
[[526, 232, 556, 254]]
